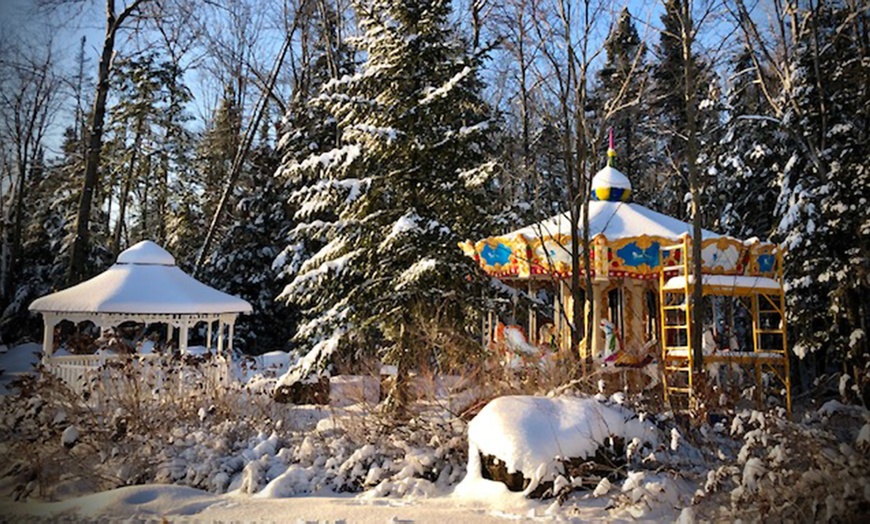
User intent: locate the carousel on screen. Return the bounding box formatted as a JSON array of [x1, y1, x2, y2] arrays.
[[460, 145, 791, 414]]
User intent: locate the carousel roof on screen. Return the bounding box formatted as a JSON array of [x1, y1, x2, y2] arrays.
[[29, 241, 253, 316], [507, 200, 720, 242]]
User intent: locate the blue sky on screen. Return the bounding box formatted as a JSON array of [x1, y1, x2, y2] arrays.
[[0, 0, 741, 162]]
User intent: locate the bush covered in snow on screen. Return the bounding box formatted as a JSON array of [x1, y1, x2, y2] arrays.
[[3, 351, 870, 523], [686, 403, 870, 521], [0, 360, 468, 502], [462, 395, 660, 498]]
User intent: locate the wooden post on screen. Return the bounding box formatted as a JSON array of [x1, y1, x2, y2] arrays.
[[42, 313, 56, 362], [217, 320, 224, 356], [528, 280, 536, 344], [179, 322, 189, 354]]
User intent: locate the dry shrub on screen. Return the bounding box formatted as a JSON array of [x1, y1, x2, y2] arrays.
[[0, 354, 284, 500]]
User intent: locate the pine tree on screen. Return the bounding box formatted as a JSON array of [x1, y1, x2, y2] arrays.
[[197, 86, 242, 228], [201, 115, 294, 355], [594, 8, 652, 203], [0, 128, 110, 341], [166, 86, 240, 268], [775, 2, 870, 370], [271, 0, 353, 358], [716, 47, 784, 239], [276, 0, 498, 402], [648, 0, 721, 220], [106, 53, 191, 254]]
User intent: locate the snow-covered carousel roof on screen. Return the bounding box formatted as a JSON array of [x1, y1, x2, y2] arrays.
[[30, 241, 253, 316], [507, 199, 719, 242], [461, 150, 780, 281]]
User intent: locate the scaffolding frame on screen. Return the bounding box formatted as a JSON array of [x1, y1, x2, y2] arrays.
[[659, 236, 791, 416]]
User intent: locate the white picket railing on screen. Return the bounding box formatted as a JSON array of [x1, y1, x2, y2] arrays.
[[45, 353, 230, 397]]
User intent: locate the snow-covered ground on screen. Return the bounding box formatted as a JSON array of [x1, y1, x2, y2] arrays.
[[0, 482, 610, 522], [0, 343, 41, 395], [1, 343, 869, 522]]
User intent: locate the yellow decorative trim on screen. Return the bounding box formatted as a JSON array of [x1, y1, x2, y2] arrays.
[[458, 240, 476, 258]]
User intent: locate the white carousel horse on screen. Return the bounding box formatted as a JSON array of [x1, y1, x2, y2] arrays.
[[703, 326, 744, 388], [492, 323, 545, 369]]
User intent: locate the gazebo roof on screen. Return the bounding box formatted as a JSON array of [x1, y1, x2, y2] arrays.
[[29, 241, 252, 316]]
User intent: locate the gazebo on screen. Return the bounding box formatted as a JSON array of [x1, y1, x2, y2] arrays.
[[29, 240, 252, 393], [461, 148, 791, 413]]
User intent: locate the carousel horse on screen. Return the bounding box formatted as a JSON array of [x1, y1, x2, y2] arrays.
[[597, 319, 660, 389], [492, 322, 540, 369], [702, 325, 744, 388]]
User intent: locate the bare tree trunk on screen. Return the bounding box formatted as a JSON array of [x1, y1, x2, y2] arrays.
[[140, 153, 150, 237], [0, 44, 57, 303], [68, 0, 147, 285], [471, 0, 486, 50], [194, 35, 291, 277], [157, 152, 168, 245], [681, 0, 705, 374]]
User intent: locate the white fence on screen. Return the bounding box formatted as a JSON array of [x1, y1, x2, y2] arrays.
[[45, 353, 230, 397]]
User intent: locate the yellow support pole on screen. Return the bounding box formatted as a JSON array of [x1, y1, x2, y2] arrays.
[[777, 248, 792, 417], [659, 246, 670, 406], [751, 293, 763, 409]]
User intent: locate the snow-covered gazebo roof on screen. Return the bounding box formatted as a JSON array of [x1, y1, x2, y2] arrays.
[[30, 241, 252, 316], [30, 241, 252, 358]]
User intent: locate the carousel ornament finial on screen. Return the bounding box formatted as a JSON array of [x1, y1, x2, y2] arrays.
[[591, 129, 632, 202], [607, 127, 617, 167]]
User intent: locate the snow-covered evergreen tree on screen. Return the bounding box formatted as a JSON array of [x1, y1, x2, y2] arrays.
[[648, 0, 721, 220], [105, 53, 191, 254], [716, 47, 784, 239], [203, 122, 294, 355], [775, 2, 870, 367], [593, 8, 653, 203], [0, 128, 111, 341], [275, 0, 498, 396]]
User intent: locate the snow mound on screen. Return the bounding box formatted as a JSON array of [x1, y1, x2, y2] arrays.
[[461, 396, 659, 493], [116, 240, 176, 265]]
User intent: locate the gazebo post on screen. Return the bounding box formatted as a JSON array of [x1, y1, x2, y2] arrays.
[[227, 320, 234, 353], [179, 320, 189, 354], [42, 313, 56, 362], [206, 320, 213, 351], [217, 319, 224, 356]]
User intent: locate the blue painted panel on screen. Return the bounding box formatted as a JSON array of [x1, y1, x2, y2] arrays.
[[757, 254, 775, 273], [480, 243, 513, 266], [616, 241, 661, 268]]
